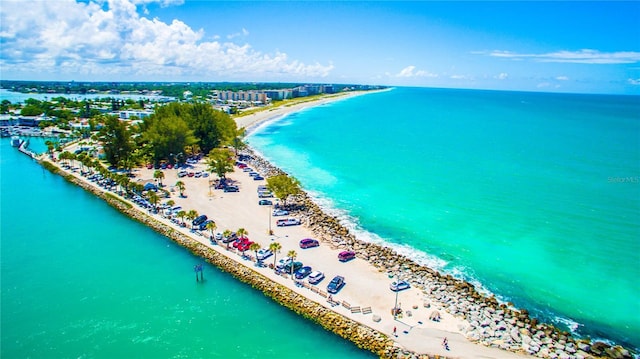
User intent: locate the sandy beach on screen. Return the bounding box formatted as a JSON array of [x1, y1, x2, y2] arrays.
[[45, 94, 559, 358]]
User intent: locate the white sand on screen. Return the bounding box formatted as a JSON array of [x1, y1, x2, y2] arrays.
[[53, 93, 532, 358]]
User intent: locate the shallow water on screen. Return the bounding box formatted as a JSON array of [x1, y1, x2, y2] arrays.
[[248, 87, 640, 349]]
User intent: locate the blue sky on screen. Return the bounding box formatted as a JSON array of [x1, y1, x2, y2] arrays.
[[1, 0, 639, 94]]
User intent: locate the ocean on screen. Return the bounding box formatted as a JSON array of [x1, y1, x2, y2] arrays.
[[247, 87, 640, 351], [0, 138, 373, 358]]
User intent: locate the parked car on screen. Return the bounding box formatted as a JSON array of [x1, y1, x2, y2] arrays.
[[299, 238, 319, 249], [248, 172, 259, 177], [237, 240, 254, 252], [272, 209, 289, 216], [390, 280, 411, 292], [256, 249, 273, 260], [258, 191, 274, 198], [222, 233, 237, 243], [294, 266, 313, 279], [253, 176, 264, 181], [224, 186, 239, 192], [283, 261, 303, 274], [199, 219, 214, 231], [242, 167, 253, 172], [258, 199, 273, 205], [276, 218, 301, 227], [308, 271, 325, 284], [192, 215, 208, 227], [338, 251, 356, 262], [214, 232, 223, 241], [327, 276, 345, 294], [233, 237, 250, 249], [276, 257, 293, 269]]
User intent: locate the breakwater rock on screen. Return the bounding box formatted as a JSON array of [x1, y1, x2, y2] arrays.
[[241, 150, 635, 359]]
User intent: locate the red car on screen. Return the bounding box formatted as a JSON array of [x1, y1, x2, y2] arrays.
[[237, 240, 254, 252], [299, 238, 319, 249], [338, 251, 356, 262]]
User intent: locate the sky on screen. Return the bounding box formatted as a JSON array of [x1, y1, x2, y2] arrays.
[[1, 0, 639, 94]]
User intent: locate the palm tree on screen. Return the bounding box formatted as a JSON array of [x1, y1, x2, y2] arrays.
[[177, 210, 186, 226], [230, 127, 246, 156], [223, 229, 233, 249], [269, 242, 282, 269], [206, 221, 217, 241], [186, 209, 198, 230], [206, 148, 234, 179], [154, 170, 165, 187], [287, 250, 298, 278], [236, 227, 248, 239], [147, 191, 159, 213], [175, 180, 185, 197], [249, 242, 261, 263]]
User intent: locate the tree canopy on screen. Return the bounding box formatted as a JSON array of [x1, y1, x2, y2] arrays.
[[266, 174, 301, 204], [206, 148, 234, 179], [98, 115, 134, 167]]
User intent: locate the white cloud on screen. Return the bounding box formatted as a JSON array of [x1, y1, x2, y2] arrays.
[[628, 78, 640, 85], [495, 72, 508, 80], [396, 65, 438, 78], [450, 74, 468, 80], [483, 49, 640, 64], [0, 0, 332, 80], [556, 76, 569, 81], [227, 28, 249, 39]]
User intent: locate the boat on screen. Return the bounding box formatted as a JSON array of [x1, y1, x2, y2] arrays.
[[11, 135, 22, 147]]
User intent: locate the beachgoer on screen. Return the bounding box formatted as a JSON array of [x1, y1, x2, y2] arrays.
[[393, 326, 397, 337]]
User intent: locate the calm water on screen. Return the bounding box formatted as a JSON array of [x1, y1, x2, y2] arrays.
[[0, 138, 373, 358], [0, 89, 173, 103], [248, 87, 640, 350]]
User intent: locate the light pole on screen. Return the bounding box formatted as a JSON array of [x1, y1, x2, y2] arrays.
[[268, 204, 273, 235]]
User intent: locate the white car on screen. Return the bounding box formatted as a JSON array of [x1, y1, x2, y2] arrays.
[[272, 209, 289, 216], [276, 218, 301, 227], [308, 271, 325, 285], [256, 249, 273, 260], [214, 232, 223, 241], [276, 257, 293, 269]]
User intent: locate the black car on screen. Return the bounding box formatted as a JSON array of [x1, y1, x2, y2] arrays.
[[327, 276, 345, 294], [294, 266, 313, 279], [258, 199, 272, 205], [283, 261, 303, 274], [223, 186, 239, 192], [192, 215, 208, 227]]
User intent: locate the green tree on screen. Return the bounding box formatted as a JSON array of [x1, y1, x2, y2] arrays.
[[249, 242, 261, 264], [206, 221, 217, 241], [230, 127, 246, 156], [236, 227, 248, 239], [206, 148, 234, 179], [266, 174, 301, 205], [223, 229, 233, 249], [99, 115, 134, 167], [186, 209, 198, 229], [287, 250, 298, 278], [153, 170, 165, 187], [143, 113, 196, 164], [175, 180, 185, 197], [269, 242, 282, 269], [177, 210, 186, 226], [147, 191, 159, 212]]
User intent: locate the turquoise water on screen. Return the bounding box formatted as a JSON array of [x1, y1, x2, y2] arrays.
[[0, 138, 373, 358], [248, 87, 640, 350]]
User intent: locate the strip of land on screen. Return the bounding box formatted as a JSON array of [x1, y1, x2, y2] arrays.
[[39, 93, 619, 359]]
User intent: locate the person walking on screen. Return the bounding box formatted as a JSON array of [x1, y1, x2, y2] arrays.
[[393, 326, 397, 337]]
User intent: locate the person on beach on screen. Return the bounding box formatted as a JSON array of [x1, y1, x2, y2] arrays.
[[443, 337, 449, 350], [393, 326, 397, 337]]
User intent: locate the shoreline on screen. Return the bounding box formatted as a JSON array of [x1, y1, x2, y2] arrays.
[[31, 92, 634, 358]]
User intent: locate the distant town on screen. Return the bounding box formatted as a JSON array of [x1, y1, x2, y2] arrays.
[[0, 81, 386, 138]]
